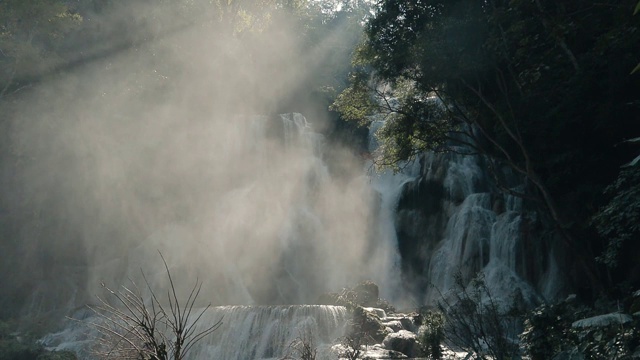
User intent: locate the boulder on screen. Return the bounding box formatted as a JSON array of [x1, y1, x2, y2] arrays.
[[352, 306, 389, 344], [382, 320, 403, 332], [382, 330, 420, 358], [354, 281, 379, 307], [399, 316, 418, 332], [362, 307, 386, 319], [361, 344, 408, 359]]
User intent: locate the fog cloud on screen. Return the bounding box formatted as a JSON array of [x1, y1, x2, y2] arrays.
[[2, 1, 401, 313]]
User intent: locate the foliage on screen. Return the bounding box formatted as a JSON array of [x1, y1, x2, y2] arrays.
[[436, 273, 519, 360], [593, 160, 640, 269], [89, 253, 221, 360], [334, 0, 640, 292], [521, 296, 640, 360], [519, 298, 587, 360], [417, 310, 445, 359], [572, 316, 640, 360]]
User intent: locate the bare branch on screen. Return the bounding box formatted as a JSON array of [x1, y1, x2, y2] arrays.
[[87, 251, 222, 360]]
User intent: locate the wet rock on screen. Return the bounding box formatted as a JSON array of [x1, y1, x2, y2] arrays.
[[354, 281, 379, 307], [352, 306, 389, 344], [382, 330, 420, 358]]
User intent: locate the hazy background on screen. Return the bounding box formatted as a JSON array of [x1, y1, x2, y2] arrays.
[[0, 0, 396, 320]]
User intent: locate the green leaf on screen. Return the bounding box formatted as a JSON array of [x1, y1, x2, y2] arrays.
[[635, 1, 640, 15], [625, 154, 640, 167], [632, 62, 640, 75]]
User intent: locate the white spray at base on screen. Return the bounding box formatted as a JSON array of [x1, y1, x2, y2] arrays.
[[42, 305, 348, 360], [189, 305, 348, 360]]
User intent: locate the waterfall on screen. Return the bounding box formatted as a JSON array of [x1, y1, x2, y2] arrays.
[[42, 305, 348, 360], [75, 112, 402, 307], [40, 111, 565, 358], [368, 127, 563, 305], [190, 305, 347, 360]]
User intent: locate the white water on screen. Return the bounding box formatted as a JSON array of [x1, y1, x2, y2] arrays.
[[388, 149, 559, 305], [43, 113, 564, 358], [365, 118, 555, 306], [365, 120, 421, 304], [42, 305, 348, 360], [190, 305, 347, 360]]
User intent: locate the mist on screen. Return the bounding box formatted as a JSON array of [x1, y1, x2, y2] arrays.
[[0, 0, 400, 316]]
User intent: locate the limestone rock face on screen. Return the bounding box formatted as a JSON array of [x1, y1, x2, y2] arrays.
[[382, 330, 420, 358]]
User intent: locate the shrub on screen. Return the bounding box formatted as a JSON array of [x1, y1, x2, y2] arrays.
[[89, 253, 221, 360], [418, 310, 445, 359], [519, 300, 584, 360], [521, 295, 640, 360], [573, 316, 639, 360]]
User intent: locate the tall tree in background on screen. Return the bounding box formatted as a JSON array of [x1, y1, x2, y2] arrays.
[[334, 0, 640, 292]]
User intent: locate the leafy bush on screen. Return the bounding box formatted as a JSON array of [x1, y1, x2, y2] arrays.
[[520, 298, 586, 360], [418, 310, 445, 359], [573, 316, 639, 360], [592, 165, 640, 269], [521, 295, 640, 360]]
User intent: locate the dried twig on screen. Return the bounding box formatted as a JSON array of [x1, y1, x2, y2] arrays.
[[88, 251, 222, 360]]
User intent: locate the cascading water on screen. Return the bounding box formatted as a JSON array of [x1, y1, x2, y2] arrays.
[[362, 108, 563, 307], [42, 111, 565, 358], [189, 305, 348, 360], [386, 146, 564, 306], [78, 112, 399, 307], [42, 305, 348, 360], [42, 113, 399, 358]]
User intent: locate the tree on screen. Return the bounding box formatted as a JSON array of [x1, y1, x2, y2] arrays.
[[333, 0, 640, 291], [418, 309, 445, 359], [592, 147, 640, 286]]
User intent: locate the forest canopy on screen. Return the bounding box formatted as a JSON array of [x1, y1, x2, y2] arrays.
[[333, 0, 640, 290]]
